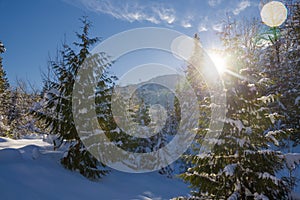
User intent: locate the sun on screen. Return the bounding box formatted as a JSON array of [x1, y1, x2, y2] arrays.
[[208, 52, 227, 73]]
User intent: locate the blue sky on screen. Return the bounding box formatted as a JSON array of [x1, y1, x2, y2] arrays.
[[0, 0, 261, 88]]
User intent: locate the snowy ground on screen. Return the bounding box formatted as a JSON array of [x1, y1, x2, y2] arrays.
[[0, 136, 190, 200]]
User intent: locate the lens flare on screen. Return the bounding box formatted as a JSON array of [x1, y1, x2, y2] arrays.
[[260, 1, 288, 27]]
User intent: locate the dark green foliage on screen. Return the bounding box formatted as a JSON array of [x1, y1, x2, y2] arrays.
[[0, 41, 9, 99], [33, 17, 112, 179], [0, 41, 10, 136], [61, 141, 108, 178], [129, 98, 151, 126], [269, 1, 300, 146], [259, 1, 300, 190], [0, 46, 9, 93], [179, 19, 290, 199]]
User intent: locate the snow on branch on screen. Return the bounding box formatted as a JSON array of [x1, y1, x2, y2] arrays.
[[284, 153, 300, 170], [257, 172, 280, 185], [254, 193, 269, 200], [227, 191, 239, 200], [265, 130, 284, 146], [225, 118, 244, 132], [257, 94, 275, 104], [223, 164, 237, 176]]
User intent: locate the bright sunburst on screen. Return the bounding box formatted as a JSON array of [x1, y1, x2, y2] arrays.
[[208, 52, 227, 73]]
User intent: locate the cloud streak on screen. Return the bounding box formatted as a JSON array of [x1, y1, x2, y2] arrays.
[[212, 22, 223, 32], [181, 20, 192, 28], [208, 0, 223, 7], [233, 0, 251, 15], [64, 0, 257, 32], [198, 24, 208, 32], [65, 0, 176, 25]]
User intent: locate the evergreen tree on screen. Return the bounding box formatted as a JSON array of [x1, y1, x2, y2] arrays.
[[258, 0, 300, 190], [0, 41, 9, 92], [33, 17, 111, 179], [129, 98, 151, 127], [179, 19, 290, 199], [0, 41, 10, 136]]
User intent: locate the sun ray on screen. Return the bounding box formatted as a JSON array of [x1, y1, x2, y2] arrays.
[[208, 50, 253, 82], [223, 69, 250, 82]]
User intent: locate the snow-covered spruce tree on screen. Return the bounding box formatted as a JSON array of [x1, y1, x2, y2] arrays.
[[258, 0, 300, 190], [0, 42, 9, 92], [279, 1, 300, 147], [0, 41, 11, 136], [129, 98, 151, 127], [178, 19, 289, 199], [33, 17, 111, 179]]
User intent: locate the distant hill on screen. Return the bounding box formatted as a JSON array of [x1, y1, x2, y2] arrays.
[[114, 74, 183, 108]]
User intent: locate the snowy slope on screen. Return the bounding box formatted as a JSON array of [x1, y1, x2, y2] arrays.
[[0, 137, 190, 200]]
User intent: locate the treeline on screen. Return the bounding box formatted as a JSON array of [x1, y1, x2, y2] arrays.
[[0, 42, 42, 139]]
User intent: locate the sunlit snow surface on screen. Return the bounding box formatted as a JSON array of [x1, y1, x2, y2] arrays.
[[0, 136, 189, 200], [1, 136, 299, 199]]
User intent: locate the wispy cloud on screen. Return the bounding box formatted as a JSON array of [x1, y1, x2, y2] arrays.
[[63, 0, 257, 32], [197, 16, 209, 32], [152, 6, 176, 24], [198, 24, 208, 32], [181, 20, 192, 28], [212, 22, 223, 32], [64, 0, 176, 25], [180, 15, 194, 28], [233, 0, 251, 15], [208, 0, 223, 7]]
